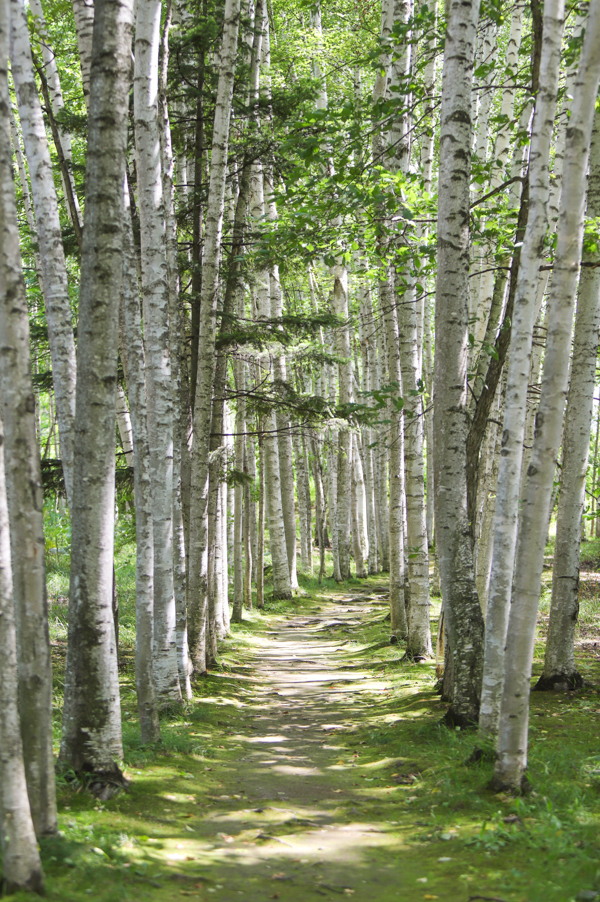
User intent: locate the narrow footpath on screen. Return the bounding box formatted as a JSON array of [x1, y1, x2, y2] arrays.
[[138, 590, 461, 902]]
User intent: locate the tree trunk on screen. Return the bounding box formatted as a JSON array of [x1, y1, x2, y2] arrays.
[[120, 209, 161, 744], [492, 0, 600, 792], [0, 420, 44, 893], [59, 0, 134, 780], [538, 106, 600, 689], [432, 0, 484, 726], [0, 36, 56, 836], [187, 0, 241, 671], [134, 0, 181, 706], [10, 0, 77, 507], [293, 428, 311, 574], [381, 273, 408, 638], [256, 424, 266, 608], [479, 0, 564, 739]]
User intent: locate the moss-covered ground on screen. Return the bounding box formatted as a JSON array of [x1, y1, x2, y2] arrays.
[[4, 533, 600, 902]]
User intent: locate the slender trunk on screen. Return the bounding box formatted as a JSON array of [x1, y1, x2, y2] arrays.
[[256, 424, 265, 608], [134, 0, 181, 705], [398, 282, 432, 658], [351, 432, 369, 578], [187, 0, 241, 670], [233, 359, 245, 621], [0, 41, 56, 836], [160, 0, 191, 700], [537, 105, 600, 691], [120, 210, 161, 743], [293, 428, 311, 574], [493, 1, 600, 792], [381, 272, 408, 638], [59, 0, 134, 779], [479, 0, 565, 738], [72, 0, 95, 103], [0, 421, 44, 892], [432, 0, 484, 725], [10, 0, 77, 507]]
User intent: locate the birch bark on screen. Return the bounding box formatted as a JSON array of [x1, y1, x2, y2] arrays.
[[0, 27, 56, 835], [59, 0, 134, 779], [10, 0, 76, 507], [187, 0, 241, 670], [333, 270, 353, 581], [432, 0, 484, 724], [0, 420, 44, 891], [493, 0, 600, 791], [381, 273, 408, 638], [479, 0, 565, 738], [134, 0, 181, 704], [120, 204, 161, 744], [537, 111, 600, 691]]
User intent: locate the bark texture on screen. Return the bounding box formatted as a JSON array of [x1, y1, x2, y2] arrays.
[[60, 0, 134, 778], [0, 9, 56, 839], [134, 0, 181, 705], [432, 0, 484, 725], [10, 0, 77, 507], [493, 0, 600, 792], [479, 0, 564, 738], [0, 420, 44, 892], [537, 110, 600, 692]]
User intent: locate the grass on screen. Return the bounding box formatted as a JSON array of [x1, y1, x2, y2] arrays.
[[3, 512, 600, 901]]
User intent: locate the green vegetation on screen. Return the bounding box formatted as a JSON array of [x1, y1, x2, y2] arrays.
[[8, 536, 596, 902]]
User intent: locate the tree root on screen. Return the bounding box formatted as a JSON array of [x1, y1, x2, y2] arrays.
[[441, 707, 478, 728], [532, 671, 584, 692], [488, 772, 532, 796]]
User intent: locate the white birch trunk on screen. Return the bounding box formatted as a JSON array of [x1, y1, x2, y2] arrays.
[[333, 270, 353, 580], [432, 0, 484, 725], [72, 0, 95, 104], [134, 0, 181, 704], [381, 273, 408, 638], [358, 280, 379, 573], [120, 202, 161, 743], [0, 36, 56, 835], [398, 277, 431, 657], [59, 0, 133, 779], [160, 1, 192, 699], [0, 421, 44, 893], [187, 0, 241, 669], [538, 111, 600, 689], [479, 0, 565, 738], [116, 384, 135, 465], [10, 0, 77, 507], [351, 432, 369, 577], [293, 428, 311, 573], [493, 1, 600, 791], [29, 0, 83, 227]]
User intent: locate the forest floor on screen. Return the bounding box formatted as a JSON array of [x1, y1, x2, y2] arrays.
[[7, 556, 600, 902]]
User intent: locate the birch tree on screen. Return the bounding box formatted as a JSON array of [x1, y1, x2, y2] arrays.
[[432, 0, 484, 724], [479, 0, 565, 738], [0, 26, 56, 836], [134, 0, 181, 705], [60, 0, 134, 781], [188, 0, 242, 671], [492, 0, 600, 792], [10, 0, 77, 506], [537, 110, 600, 692], [0, 421, 44, 892]]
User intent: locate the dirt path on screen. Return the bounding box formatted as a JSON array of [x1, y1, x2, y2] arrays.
[[149, 592, 451, 901]]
